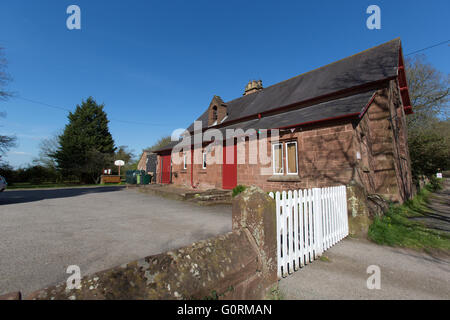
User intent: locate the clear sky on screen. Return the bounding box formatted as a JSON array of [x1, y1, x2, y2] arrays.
[[0, 0, 449, 167]]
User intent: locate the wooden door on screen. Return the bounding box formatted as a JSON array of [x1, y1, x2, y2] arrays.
[[222, 142, 237, 190], [161, 155, 171, 184]]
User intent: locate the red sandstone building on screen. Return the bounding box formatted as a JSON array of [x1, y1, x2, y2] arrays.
[[155, 39, 414, 203]]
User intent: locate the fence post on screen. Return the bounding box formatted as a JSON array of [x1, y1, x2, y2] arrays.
[[281, 191, 288, 276], [313, 188, 323, 258], [343, 186, 349, 237], [298, 189, 305, 267], [293, 190, 299, 271]]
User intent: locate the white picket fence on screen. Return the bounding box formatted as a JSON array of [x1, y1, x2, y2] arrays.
[[269, 186, 348, 278]]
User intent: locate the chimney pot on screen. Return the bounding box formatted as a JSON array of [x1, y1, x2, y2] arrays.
[[244, 79, 263, 95]]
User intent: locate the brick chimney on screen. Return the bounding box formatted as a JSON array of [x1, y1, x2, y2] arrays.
[[244, 80, 263, 96]]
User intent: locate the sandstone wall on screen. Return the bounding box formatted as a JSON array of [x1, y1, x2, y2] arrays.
[[2, 187, 277, 300]]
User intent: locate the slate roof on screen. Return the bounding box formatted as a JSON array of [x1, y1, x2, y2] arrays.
[[216, 91, 375, 133], [157, 91, 375, 152], [155, 39, 401, 152]]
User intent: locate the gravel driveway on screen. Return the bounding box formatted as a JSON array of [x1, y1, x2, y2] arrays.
[[0, 186, 231, 296]]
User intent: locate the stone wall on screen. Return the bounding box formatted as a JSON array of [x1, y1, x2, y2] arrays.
[[236, 123, 357, 191], [352, 80, 413, 203], [166, 121, 358, 192], [2, 187, 277, 300], [158, 81, 413, 206]]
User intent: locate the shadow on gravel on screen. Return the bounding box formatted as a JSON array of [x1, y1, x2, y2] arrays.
[[0, 186, 125, 205]]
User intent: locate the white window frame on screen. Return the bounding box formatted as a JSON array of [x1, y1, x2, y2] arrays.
[[285, 141, 298, 175], [202, 151, 207, 169], [183, 153, 187, 170], [272, 143, 284, 175]]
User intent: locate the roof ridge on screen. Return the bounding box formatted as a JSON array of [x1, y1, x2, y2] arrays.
[[224, 38, 400, 105]]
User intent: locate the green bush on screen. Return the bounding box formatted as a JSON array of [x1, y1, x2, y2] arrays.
[[428, 175, 443, 192], [0, 164, 61, 185], [232, 185, 247, 197]]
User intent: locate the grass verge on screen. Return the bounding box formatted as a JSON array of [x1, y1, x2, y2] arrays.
[[368, 183, 450, 250], [232, 185, 247, 197], [266, 285, 284, 300]]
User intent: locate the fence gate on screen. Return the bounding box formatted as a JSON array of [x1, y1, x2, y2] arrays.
[[269, 186, 348, 278]]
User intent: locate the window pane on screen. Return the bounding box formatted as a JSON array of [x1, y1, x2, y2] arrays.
[[287, 142, 298, 174], [273, 144, 283, 174], [203, 152, 207, 169]]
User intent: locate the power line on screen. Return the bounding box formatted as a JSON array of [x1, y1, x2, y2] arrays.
[[15, 96, 173, 127], [405, 40, 449, 56], [16, 40, 448, 126], [18, 97, 71, 112]]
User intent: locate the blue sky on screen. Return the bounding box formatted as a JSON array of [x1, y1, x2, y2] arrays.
[[0, 0, 449, 167]]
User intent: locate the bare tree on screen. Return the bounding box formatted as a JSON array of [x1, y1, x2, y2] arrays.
[[0, 48, 16, 163], [144, 135, 172, 152], [0, 48, 12, 100], [0, 132, 16, 155], [405, 55, 449, 132], [405, 55, 450, 177], [33, 132, 61, 169]]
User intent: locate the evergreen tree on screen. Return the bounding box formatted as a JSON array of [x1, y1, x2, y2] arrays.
[[53, 97, 116, 184]]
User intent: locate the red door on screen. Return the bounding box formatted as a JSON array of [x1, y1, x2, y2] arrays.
[[222, 142, 237, 190], [161, 155, 171, 184]]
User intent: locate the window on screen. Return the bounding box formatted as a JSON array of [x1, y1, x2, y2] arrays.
[[202, 152, 207, 169], [272, 143, 284, 175], [212, 106, 218, 121], [272, 141, 299, 176], [285, 141, 298, 174], [183, 153, 187, 170]]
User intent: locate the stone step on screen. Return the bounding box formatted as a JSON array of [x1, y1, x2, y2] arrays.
[[186, 190, 232, 205], [128, 184, 232, 205]]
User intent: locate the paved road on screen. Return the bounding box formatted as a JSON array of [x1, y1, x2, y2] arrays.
[[0, 187, 231, 296], [279, 238, 450, 300], [411, 178, 450, 233]]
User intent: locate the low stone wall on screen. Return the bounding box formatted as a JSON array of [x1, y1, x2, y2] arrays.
[[3, 187, 277, 300], [346, 181, 390, 237]]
